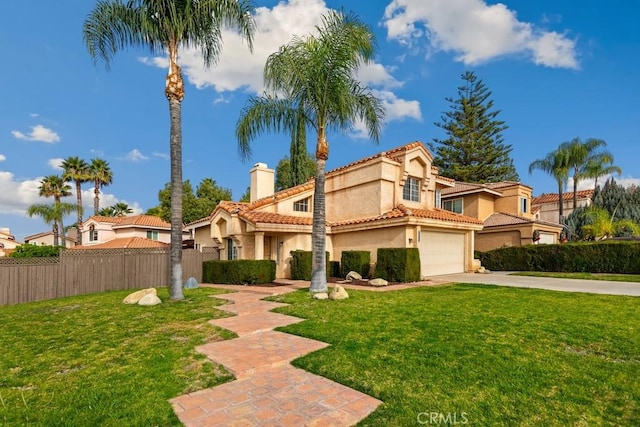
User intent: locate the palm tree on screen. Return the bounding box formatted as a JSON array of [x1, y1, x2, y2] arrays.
[[89, 158, 113, 216], [580, 152, 622, 189], [38, 175, 72, 245], [84, 0, 255, 300], [100, 202, 133, 217], [28, 203, 77, 247], [560, 137, 608, 209], [237, 10, 384, 293], [529, 148, 570, 222], [61, 156, 90, 245]]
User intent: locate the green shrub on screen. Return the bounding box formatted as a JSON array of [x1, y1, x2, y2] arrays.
[[290, 250, 330, 280], [340, 251, 371, 278], [202, 260, 275, 284], [329, 261, 341, 278], [478, 241, 640, 274], [374, 248, 421, 282], [10, 244, 62, 258]]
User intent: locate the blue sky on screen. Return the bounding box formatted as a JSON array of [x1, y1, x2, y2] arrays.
[[2, 0, 639, 241]]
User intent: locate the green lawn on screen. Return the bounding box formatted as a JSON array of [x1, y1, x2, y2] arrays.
[[0, 287, 235, 426], [511, 271, 640, 282], [269, 285, 640, 426]]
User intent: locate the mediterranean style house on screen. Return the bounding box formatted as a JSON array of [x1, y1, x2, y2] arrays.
[[74, 214, 180, 249], [0, 228, 21, 256], [532, 189, 594, 224], [441, 181, 564, 251], [186, 142, 484, 279], [24, 230, 77, 248]]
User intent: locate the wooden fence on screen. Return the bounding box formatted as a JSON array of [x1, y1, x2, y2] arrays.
[[0, 247, 219, 306]]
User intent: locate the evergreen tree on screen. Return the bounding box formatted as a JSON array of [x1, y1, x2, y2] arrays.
[[592, 178, 640, 224], [430, 71, 518, 182], [275, 154, 316, 191]]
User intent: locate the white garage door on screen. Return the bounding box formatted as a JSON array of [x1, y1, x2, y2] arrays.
[[538, 232, 555, 244], [420, 231, 466, 276]]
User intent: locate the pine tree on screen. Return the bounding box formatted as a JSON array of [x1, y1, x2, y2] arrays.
[[430, 71, 519, 183]]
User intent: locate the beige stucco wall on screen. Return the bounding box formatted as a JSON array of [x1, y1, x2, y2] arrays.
[[494, 186, 533, 218], [331, 225, 407, 269], [475, 230, 522, 252]]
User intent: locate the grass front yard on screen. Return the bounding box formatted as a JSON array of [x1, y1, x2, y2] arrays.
[[269, 284, 640, 426], [0, 287, 235, 426], [511, 271, 640, 282]]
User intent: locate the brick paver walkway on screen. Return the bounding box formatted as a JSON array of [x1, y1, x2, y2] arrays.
[[170, 284, 383, 426]]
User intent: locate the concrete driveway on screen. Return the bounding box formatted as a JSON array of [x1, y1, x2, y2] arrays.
[[429, 271, 640, 296]]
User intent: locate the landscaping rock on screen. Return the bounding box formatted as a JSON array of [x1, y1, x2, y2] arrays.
[[369, 278, 389, 287], [184, 277, 198, 289], [329, 285, 349, 300], [312, 292, 329, 300], [123, 288, 157, 304], [138, 293, 162, 306], [477, 266, 491, 274], [346, 271, 362, 281]]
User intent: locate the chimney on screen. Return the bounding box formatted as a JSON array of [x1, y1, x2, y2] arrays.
[[250, 162, 275, 202]]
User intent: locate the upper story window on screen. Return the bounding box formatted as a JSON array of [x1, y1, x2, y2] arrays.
[[434, 189, 442, 209], [89, 225, 98, 242], [293, 197, 310, 212], [146, 230, 159, 240], [521, 197, 528, 213], [403, 177, 420, 202], [443, 198, 463, 214]]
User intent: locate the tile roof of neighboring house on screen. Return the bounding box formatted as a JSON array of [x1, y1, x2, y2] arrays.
[[331, 205, 483, 227], [442, 181, 528, 197], [532, 189, 594, 205], [72, 237, 169, 249], [240, 211, 313, 226], [24, 231, 76, 242], [85, 214, 171, 229], [483, 212, 563, 229]]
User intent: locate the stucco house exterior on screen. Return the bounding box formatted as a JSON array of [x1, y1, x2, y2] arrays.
[[24, 230, 77, 248], [75, 214, 182, 249], [0, 228, 21, 256], [185, 142, 484, 279], [532, 189, 594, 224], [440, 181, 564, 251]]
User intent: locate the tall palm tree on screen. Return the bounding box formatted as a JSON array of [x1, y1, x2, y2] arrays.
[[237, 10, 384, 293], [61, 156, 90, 245], [580, 152, 622, 189], [560, 137, 608, 209], [89, 158, 113, 216], [529, 148, 569, 221], [37, 176, 72, 246], [84, 0, 255, 300], [100, 202, 133, 217], [27, 203, 77, 247]]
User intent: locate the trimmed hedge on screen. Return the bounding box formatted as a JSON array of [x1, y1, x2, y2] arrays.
[[329, 261, 341, 278], [202, 260, 276, 284], [477, 241, 640, 274], [374, 248, 421, 282], [290, 250, 330, 280], [340, 251, 371, 278], [10, 244, 63, 258]]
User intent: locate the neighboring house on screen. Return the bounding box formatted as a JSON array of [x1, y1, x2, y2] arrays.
[[75, 214, 185, 249], [186, 142, 484, 279], [441, 181, 563, 251], [0, 228, 21, 257], [24, 230, 77, 248], [532, 189, 594, 224]]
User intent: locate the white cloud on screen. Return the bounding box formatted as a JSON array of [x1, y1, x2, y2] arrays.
[[30, 113, 39, 118], [373, 89, 422, 122], [0, 154, 6, 162], [576, 175, 640, 191], [140, 0, 421, 127], [0, 172, 42, 214], [48, 158, 64, 171], [11, 124, 61, 143], [152, 151, 169, 160], [382, 0, 578, 69], [124, 149, 149, 162]]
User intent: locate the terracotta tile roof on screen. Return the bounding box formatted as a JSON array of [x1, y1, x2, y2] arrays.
[[86, 215, 123, 224], [331, 205, 483, 227], [442, 182, 503, 196], [532, 189, 594, 205], [72, 237, 169, 249], [240, 211, 313, 226], [247, 182, 315, 210], [483, 212, 562, 229], [86, 214, 171, 229]]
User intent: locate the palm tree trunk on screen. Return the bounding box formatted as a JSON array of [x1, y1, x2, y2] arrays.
[[572, 167, 578, 210], [310, 133, 329, 293], [53, 221, 60, 247], [75, 180, 83, 245], [557, 179, 564, 222], [94, 183, 100, 216], [166, 51, 185, 301]]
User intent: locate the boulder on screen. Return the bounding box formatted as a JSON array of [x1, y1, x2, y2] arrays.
[[312, 292, 329, 300], [123, 288, 157, 304], [138, 293, 162, 306], [477, 266, 491, 274], [345, 271, 362, 281], [184, 277, 198, 289], [369, 278, 389, 287], [329, 285, 349, 300]]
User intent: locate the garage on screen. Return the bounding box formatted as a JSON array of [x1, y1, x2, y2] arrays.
[[420, 231, 466, 276], [538, 232, 555, 244]]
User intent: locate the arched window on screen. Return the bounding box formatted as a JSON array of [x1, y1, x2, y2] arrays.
[[89, 225, 98, 242]]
